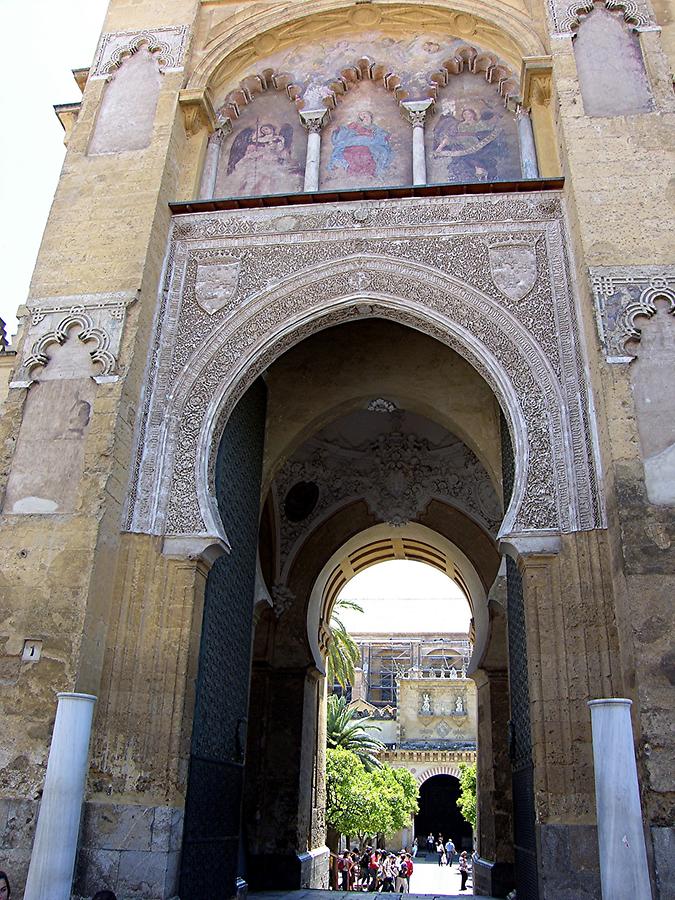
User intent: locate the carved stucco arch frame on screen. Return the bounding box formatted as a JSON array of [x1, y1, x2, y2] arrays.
[[134, 254, 588, 546], [189, 1, 545, 95]]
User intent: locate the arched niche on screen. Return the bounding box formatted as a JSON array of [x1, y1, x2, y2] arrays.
[[88, 46, 161, 155], [426, 71, 521, 185], [190, 3, 545, 95], [214, 92, 306, 197], [307, 522, 489, 677], [320, 82, 411, 191], [573, 3, 653, 116], [628, 299, 675, 505]]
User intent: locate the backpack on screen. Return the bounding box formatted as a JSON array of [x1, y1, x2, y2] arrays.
[[399, 861, 408, 877]]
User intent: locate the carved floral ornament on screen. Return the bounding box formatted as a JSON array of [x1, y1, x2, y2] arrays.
[[124, 194, 604, 546]]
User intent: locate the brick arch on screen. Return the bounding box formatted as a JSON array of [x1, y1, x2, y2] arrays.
[[416, 765, 461, 785]]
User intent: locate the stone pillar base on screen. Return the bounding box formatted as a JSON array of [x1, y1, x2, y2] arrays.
[[472, 856, 514, 897], [73, 801, 184, 900], [247, 846, 329, 891], [538, 823, 601, 899], [651, 826, 674, 900]]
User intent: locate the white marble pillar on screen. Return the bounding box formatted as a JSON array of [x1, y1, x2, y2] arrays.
[[24, 692, 97, 900], [198, 125, 230, 200], [300, 109, 329, 192], [588, 699, 652, 900], [401, 99, 434, 186], [516, 108, 539, 179]]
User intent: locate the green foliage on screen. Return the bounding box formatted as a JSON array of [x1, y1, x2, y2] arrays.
[[456, 761, 477, 828], [327, 598, 363, 690], [326, 747, 420, 841], [326, 694, 384, 771]]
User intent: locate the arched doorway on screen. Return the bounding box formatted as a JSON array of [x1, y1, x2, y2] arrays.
[[416, 774, 473, 854]]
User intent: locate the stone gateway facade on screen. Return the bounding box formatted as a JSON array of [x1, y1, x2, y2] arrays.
[[0, 2, 673, 900]]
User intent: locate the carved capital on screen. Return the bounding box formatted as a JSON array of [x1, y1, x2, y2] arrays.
[[521, 57, 554, 108], [299, 108, 329, 134], [179, 88, 217, 137], [400, 99, 434, 127]]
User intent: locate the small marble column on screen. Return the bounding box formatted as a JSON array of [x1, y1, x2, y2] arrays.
[[401, 99, 434, 186], [198, 124, 230, 200], [588, 699, 652, 900], [516, 107, 539, 179], [24, 692, 97, 900], [300, 108, 329, 192]]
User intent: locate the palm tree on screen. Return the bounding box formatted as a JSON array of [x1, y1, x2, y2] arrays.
[[326, 694, 384, 770], [327, 598, 363, 691]]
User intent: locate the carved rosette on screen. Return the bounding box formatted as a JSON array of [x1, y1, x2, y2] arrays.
[[124, 194, 604, 543]]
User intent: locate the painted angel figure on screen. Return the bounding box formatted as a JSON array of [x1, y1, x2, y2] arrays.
[[225, 120, 300, 195]]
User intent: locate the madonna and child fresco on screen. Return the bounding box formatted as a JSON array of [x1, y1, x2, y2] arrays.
[[320, 83, 410, 189]]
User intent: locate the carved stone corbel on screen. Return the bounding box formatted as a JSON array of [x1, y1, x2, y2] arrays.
[[53, 103, 81, 146], [179, 88, 217, 137]]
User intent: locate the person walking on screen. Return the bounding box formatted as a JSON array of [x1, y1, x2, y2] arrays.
[[436, 839, 446, 866], [405, 852, 414, 891], [359, 847, 371, 889], [444, 837, 455, 866], [368, 847, 380, 891], [426, 832, 434, 856], [338, 850, 351, 891], [382, 853, 396, 892], [411, 837, 418, 858], [459, 851, 469, 892], [395, 854, 408, 893]]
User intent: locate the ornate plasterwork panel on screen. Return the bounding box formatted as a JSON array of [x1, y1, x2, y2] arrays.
[[274, 411, 502, 580], [590, 266, 675, 362], [10, 292, 136, 387], [91, 26, 190, 78], [547, 0, 655, 34], [125, 192, 603, 541]]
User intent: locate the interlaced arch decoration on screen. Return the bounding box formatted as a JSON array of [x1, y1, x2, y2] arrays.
[[558, 0, 653, 32], [22, 311, 116, 381], [217, 68, 304, 123], [124, 194, 604, 544]]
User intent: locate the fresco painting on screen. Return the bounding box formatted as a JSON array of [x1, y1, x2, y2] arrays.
[[320, 83, 410, 190], [214, 93, 305, 197], [426, 75, 520, 185]]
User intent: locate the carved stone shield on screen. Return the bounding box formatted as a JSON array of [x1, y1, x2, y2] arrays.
[[488, 242, 537, 301], [194, 260, 241, 315]]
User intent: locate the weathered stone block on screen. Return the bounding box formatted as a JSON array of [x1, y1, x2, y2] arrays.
[[81, 801, 154, 852]]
